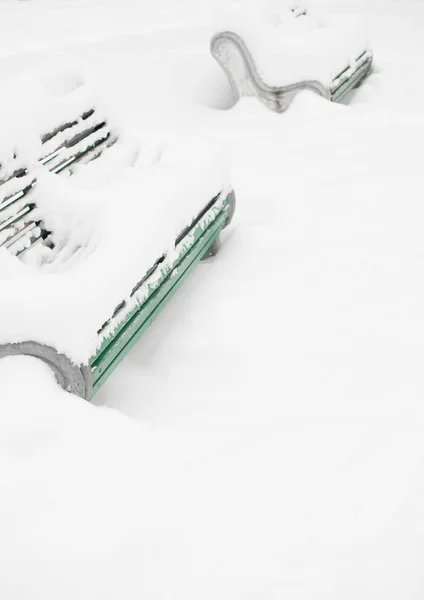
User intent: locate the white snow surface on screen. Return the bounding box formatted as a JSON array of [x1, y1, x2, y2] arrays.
[[2, 0, 424, 599], [213, 0, 370, 87]]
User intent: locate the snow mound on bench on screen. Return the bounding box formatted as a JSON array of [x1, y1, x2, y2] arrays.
[[0, 63, 231, 364], [213, 0, 370, 88], [0, 59, 111, 144]]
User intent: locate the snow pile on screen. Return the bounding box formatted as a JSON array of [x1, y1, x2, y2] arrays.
[[213, 0, 370, 87], [0, 356, 184, 599], [0, 61, 108, 150]]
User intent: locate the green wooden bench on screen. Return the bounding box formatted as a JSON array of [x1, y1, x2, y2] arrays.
[[0, 107, 235, 399]]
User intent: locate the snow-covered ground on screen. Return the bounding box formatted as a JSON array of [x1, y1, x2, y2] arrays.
[[2, 0, 424, 598]]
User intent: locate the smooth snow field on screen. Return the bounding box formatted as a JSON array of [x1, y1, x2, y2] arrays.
[[2, 0, 424, 598]]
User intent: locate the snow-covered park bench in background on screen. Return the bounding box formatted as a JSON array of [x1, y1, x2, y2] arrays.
[[211, 2, 373, 112], [0, 66, 235, 400]]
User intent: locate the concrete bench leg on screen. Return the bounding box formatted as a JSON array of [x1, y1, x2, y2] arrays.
[[0, 342, 92, 399]]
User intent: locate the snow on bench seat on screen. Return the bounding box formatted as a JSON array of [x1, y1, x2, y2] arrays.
[[0, 131, 230, 367]]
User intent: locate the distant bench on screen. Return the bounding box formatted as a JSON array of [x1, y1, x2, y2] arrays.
[[211, 18, 373, 112]]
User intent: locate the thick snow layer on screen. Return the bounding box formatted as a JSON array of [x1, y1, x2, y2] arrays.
[[1, 0, 424, 599], [0, 65, 230, 362], [0, 151, 229, 363], [0, 61, 115, 155], [213, 0, 370, 87]]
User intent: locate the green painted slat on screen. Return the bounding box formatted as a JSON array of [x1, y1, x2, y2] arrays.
[[92, 193, 229, 363], [331, 57, 372, 103], [90, 211, 226, 396], [91, 211, 225, 387]]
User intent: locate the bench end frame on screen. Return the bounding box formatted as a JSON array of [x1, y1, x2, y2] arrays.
[[0, 341, 92, 400]]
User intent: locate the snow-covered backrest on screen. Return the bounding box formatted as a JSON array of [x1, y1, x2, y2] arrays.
[[0, 63, 118, 258], [0, 152, 43, 257]]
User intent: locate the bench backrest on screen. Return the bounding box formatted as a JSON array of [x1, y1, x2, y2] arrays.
[[0, 106, 116, 258]]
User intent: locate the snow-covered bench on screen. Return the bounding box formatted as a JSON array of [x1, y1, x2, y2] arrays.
[[0, 66, 235, 400], [211, 2, 373, 112]]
